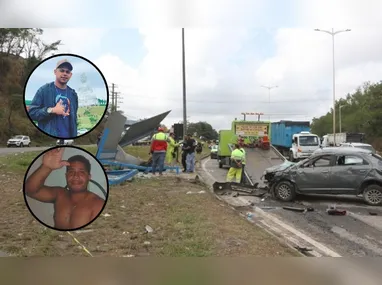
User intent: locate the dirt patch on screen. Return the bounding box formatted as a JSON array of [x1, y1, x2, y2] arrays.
[[0, 173, 297, 257]]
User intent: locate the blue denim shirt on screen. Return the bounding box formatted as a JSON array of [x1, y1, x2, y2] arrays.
[[28, 82, 78, 138]]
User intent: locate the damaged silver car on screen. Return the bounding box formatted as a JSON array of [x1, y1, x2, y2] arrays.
[[263, 148, 382, 206]]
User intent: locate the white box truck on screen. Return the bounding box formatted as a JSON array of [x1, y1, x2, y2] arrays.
[[322, 132, 365, 147]]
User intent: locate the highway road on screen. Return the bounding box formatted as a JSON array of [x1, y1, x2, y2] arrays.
[[0, 147, 49, 156], [202, 148, 382, 257], [0, 145, 97, 156]]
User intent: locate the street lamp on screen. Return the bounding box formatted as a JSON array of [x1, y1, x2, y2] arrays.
[[314, 28, 351, 145], [182, 28, 187, 138], [339, 105, 345, 133], [261, 85, 278, 121]]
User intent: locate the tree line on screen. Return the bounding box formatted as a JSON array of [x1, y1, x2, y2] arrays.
[[0, 28, 219, 145], [311, 81, 382, 149], [0, 28, 104, 145], [0, 29, 62, 143]]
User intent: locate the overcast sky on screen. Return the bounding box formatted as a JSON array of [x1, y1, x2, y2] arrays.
[[2, 0, 381, 131], [25, 55, 108, 101]]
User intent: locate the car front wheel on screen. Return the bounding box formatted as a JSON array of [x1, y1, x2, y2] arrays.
[[274, 180, 296, 202], [363, 184, 382, 206]]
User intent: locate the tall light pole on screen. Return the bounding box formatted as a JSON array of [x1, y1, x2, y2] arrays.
[[182, 28, 187, 137], [261, 85, 278, 121], [339, 105, 345, 133], [314, 28, 351, 145]]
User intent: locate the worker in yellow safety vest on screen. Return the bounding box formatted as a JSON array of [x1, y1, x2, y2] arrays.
[[226, 143, 245, 183], [165, 132, 179, 167], [239, 146, 246, 184]]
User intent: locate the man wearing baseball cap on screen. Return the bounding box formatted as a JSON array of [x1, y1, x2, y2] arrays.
[[28, 58, 78, 138]]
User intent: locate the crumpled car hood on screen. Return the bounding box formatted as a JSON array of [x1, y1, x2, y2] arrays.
[[265, 160, 295, 173]]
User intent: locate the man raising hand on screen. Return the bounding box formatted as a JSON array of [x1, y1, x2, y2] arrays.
[[24, 148, 105, 230]]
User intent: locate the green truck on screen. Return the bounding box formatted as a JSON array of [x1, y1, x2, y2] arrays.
[[217, 130, 237, 168], [217, 120, 271, 168]]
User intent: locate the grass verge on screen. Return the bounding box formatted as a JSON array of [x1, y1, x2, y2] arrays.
[[0, 175, 297, 257], [0, 144, 211, 174], [0, 144, 297, 257]]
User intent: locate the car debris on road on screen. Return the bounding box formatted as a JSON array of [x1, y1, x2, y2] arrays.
[[326, 208, 347, 215], [282, 206, 314, 213]]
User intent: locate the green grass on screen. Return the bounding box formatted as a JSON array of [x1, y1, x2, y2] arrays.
[[0, 151, 42, 174], [0, 144, 211, 175]]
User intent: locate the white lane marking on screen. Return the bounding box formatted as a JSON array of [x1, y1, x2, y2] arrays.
[[202, 156, 342, 257], [238, 197, 342, 257]]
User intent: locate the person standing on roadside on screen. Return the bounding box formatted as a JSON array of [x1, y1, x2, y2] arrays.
[[239, 145, 247, 184], [226, 144, 245, 183], [150, 127, 168, 175], [181, 135, 188, 172], [195, 142, 203, 167], [165, 132, 179, 168], [28, 59, 78, 138], [184, 134, 197, 173]]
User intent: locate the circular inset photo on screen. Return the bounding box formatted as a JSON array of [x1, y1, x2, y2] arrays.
[[24, 53, 109, 140], [23, 146, 109, 231]]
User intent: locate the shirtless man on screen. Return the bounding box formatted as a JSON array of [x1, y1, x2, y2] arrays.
[[24, 148, 105, 230]]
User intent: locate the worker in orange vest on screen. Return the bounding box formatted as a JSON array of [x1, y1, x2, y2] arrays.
[[150, 127, 168, 175]]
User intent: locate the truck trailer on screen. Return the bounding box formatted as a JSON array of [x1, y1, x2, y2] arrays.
[[271, 120, 320, 161]]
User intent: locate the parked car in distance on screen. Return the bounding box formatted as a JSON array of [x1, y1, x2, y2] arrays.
[[7, 135, 31, 147], [339, 142, 376, 154], [210, 145, 218, 159], [263, 147, 382, 206], [56, 139, 74, 146]]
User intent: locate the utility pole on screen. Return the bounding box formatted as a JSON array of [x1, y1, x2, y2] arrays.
[[112, 84, 116, 112], [261, 85, 278, 121], [182, 28, 187, 137], [109, 83, 123, 113], [339, 105, 345, 133], [115, 91, 122, 112], [110, 83, 115, 112], [314, 28, 351, 146]]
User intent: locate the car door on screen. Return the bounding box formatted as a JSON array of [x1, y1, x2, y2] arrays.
[[294, 154, 334, 193], [330, 154, 372, 194]]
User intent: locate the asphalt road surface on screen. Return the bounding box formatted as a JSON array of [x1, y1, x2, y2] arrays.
[[0, 144, 97, 156], [0, 147, 49, 156], [203, 147, 382, 257]]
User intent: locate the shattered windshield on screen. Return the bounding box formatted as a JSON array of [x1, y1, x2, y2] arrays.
[[299, 136, 319, 146], [294, 158, 309, 167]]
